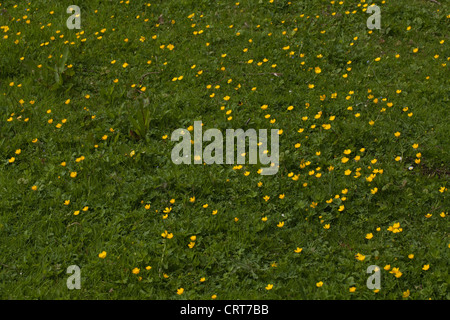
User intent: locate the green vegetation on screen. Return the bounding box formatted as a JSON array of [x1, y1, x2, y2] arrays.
[[0, 0, 448, 299]]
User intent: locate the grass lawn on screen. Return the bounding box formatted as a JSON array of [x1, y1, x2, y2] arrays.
[[0, 0, 449, 299]]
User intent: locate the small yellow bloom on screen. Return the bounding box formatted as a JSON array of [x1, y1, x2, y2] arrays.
[[177, 288, 184, 295], [132, 268, 140, 274], [98, 251, 107, 259], [402, 290, 410, 298], [265, 284, 273, 290], [355, 253, 366, 261]]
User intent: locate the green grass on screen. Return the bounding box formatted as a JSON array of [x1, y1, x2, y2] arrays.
[[0, 0, 449, 300]]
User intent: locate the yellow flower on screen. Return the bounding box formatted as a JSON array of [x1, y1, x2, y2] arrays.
[[70, 172, 77, 178], [277, 221, 284, 228], [163, 207, 172, 213], [265, 284, 273, 290], [366, 233, 373, 240], [98, 251, 107, 259], [189, 196, 195, 202], [146, 266, 152, 270], [316, 281, 323, 287], [422, 264, 430, 271], [177, 288, 184, 295], [31, 185, 38, 191], [200, 277, 206, 282], [355, 253, 366, 261], [8, 157, 15, 163], [349, 287, 356, 293], [408, 254, 414, 259], [402, 290, 410, 298], [294, 247, 302, 253], [132, 268, 140, 274], [211, 294, 217, 299]]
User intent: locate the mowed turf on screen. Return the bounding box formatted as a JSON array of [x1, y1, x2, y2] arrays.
[[0, 0, 449, 299]]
